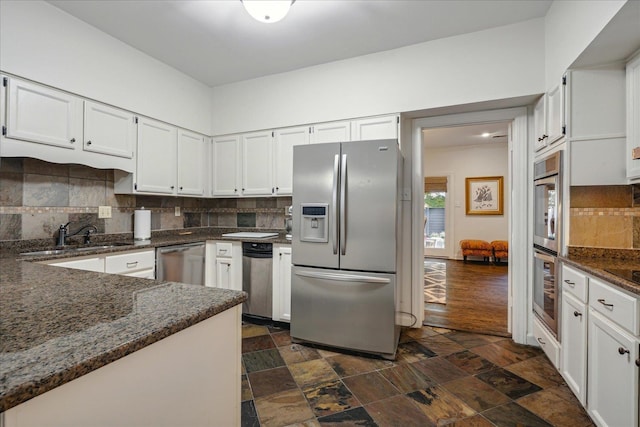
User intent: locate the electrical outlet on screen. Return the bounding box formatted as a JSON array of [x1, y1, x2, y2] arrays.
[[98, 206, 112, 218], [175, 206, 181, 217]]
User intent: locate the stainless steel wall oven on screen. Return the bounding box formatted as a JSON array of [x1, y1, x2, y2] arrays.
[[532, 151, 563, 337]]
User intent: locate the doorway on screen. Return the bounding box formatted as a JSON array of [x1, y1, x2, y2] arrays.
[[421, 121, 510, 336], [423, 175, 452, 259]]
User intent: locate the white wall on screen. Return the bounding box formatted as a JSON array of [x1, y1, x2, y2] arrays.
[[0, 0, 212, 135], [544, 0, 626, 89], [211, 19, 545, 136], [423, 142, 509, 259]]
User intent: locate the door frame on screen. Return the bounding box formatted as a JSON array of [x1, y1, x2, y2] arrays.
[[411, 107, 529, 344]]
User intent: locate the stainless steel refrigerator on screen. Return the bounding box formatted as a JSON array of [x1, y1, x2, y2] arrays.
[[291, 139, 402, 359]]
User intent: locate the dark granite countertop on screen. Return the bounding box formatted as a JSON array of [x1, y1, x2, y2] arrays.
[[0, 228, 288, 412], [560, 247, 640, 296]]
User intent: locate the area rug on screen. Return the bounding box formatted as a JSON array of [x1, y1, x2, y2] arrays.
[[424, 259, 446, 304]]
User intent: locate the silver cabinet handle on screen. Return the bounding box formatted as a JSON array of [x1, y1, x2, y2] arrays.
[[126, 261, 138, 268], [564, 279, 575, 287], [597, 298, 614, 308], [537, 337, 546, 345]]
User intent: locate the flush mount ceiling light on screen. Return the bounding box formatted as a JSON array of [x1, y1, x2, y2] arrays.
[[242, 0, 295, 24]]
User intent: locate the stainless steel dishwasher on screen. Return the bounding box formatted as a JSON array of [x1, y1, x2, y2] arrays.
[[156, 242, 205, 286], [242, 242, 273, 318]]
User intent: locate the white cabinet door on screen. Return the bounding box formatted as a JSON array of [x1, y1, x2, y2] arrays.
[[587, 309, 639, 427], [311, 120, 351, 144], [533, 95, 547, 151], [560, 292, 588, 405], [546, 81, 565, 145], [272, 246, 292, 323], [627, 52, 640, 181], [83, 101, 135, 159], [211, 135, 240, 197], [177, 129, 205, 196], [351, 115, 398, 141], [273, 126, 309, 196], [136, 117, 177, 194], [5, 77, 82, 150], [216, 259, 233, 290], [241, 130, 273, 196]]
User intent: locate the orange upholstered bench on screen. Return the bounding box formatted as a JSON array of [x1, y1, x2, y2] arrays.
[[491, 240, 509, 263], [460, 240, 492, 263]]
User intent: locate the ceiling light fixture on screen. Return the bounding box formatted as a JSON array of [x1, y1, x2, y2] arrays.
[[242, 0, 295, 24], [481, 132, 491, 138]]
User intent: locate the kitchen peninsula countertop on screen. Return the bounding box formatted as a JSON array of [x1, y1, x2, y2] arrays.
[[0, 228, 285, 412], [560, 247, 640, 296]]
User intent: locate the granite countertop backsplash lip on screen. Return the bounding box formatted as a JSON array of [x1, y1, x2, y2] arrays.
[[561, 246, 640, 296], [0, 227, 285, 412]]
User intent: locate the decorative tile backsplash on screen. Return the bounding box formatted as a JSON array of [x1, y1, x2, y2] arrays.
[[0, 158, 290, 242], [569, 184, 640, 249]]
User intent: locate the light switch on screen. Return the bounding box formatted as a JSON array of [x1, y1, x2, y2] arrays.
[[175, 206, 181, 216]]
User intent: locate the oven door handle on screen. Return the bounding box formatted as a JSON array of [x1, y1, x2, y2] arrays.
[[533, 250, 555, 263]]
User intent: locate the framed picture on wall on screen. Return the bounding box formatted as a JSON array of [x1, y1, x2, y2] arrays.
[[465, 176, 504, 215]]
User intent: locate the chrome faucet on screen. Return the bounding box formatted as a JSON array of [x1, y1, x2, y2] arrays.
[[57, 223, 98, 246]]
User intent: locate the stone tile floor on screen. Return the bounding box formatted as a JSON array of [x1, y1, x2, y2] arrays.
[[241, 322, 594, 427]]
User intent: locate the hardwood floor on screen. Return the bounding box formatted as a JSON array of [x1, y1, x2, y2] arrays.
[[424, 258, 510, 337]]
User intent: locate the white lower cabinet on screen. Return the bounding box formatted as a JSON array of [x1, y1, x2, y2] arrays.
[[205, 241, 242, 291], [272, 245, 291, 322], [533, 316, 560, 368], [559, 262, 640, 427], [587, 309, 639, 427], [42, 249, 156, 279], [560, 291, 588, 405]]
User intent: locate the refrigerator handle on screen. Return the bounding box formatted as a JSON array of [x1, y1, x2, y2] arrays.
[[340, 154, 347, 255], [332, 154, 340, 255], [295, 269, 390, 284]]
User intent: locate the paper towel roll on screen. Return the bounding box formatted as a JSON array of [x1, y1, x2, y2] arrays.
[[134, 209, 151, 240]]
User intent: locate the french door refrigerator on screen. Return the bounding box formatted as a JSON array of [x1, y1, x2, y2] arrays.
[[291, 139, 402, 359]]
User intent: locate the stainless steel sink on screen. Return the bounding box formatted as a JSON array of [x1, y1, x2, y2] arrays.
[[20, 242, 131, 257]]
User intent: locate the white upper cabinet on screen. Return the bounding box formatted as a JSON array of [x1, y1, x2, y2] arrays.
[[351, 115, 399, 141], [310, 120, 351, 144], [1, 77, 135, 172], [273, 126, 310, 195], [177, 129, 205, 196], [83, 101, 135, 159], [533, 95, 547, 151], [136, 117, 177, 194], [627, 51, 640, 181], [3, 77, 82, 151], [533, 78, 566, 152], [546, 81, 565, 145], [211, 135, 241, 197], [566, 64, 627, 185], [241, 130, 273, 196]]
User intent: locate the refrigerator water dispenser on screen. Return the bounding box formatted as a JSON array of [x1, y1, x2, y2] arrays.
[[300, 203, 329, 243]]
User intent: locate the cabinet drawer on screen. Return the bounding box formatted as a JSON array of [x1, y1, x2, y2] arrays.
[[105, 249, 155, 274], [589, 278, 639, 335], [533, 316, 560, 368], [561, 264, 588, 303], [216, 242, 233, 257]]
